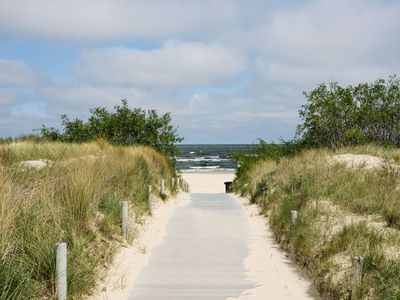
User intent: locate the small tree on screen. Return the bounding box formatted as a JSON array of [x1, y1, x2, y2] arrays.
[[40, 100, 183, 156], [297, 75, 400, 148]]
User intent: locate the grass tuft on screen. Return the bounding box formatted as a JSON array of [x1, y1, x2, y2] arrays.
[[0, 141, 176, 299], [234, 146, 400, 299]]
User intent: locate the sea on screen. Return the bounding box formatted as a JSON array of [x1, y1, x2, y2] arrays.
[[176, 144, 254, 172]]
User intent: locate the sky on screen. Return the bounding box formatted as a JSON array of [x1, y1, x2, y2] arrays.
[[0, 0, 399, 144]]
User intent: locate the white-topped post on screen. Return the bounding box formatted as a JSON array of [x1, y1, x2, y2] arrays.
[[121, 201, 128, 239], [354, 256, 364, 287], [290, 210, 298, 224], [56, 242, 67, 300], [252, 181, 257, 194], [148, 185, 152, 204], [161, 179, 165, 194]]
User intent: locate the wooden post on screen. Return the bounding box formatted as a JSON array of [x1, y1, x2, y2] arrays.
[[252, 181, 257, 194], [161, 179, 165, 195], [56, 242, 67, 300], [147, 185, 152, 205], [290, 210, 298, 224], [171, 178, 175, 190], [177, 178, 180, 190], [121, 201, 128, 239], [353, 256, 364, 291]]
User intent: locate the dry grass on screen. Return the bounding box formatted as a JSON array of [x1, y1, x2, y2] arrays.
[[0, 140, 177, 299], [234, 146, 400, 299]]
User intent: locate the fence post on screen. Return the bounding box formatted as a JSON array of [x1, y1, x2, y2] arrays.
[[147, 185, 152, 206], [177, 178, 180, 190], [252, 181, 257, 194], [121, 201, 128, 239], [171, 178, 175, 190], [353, 256, 364, 296], [56, 242, 67, 300], [161, 179, 165, 195], [290, 210, 298, 224]]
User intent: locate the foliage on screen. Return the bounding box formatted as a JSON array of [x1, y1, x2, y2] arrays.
[[0, 135, 44, 145], [233, 147, 400, 298], [40, 100, 183, 157], [0, 141, 177, 299], [298, 75, 400, 148], [231, 139, 303, 188]]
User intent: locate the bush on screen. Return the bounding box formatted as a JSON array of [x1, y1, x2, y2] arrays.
[[298, 75, 400, 148], [40, 100, 183, 157]]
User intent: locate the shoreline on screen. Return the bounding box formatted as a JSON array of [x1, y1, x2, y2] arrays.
[[180, 169, 236, 174]]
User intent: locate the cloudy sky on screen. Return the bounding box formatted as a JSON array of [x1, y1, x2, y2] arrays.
[[0, 0, 399, 143]]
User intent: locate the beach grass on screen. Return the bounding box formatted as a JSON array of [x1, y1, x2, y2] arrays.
[[234, 146, 400, 299], [0, 140, 176, 299]]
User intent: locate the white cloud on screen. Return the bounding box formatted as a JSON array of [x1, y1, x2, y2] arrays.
[[10, 102, 47, 118], [39, 82, 150, 117], [256, 59, 396, 88], [0, 0, 400, 142], [76, 42, 245, 86], [251, 0, 400, 66], [0, 89, 25, 106], [0, 0, 240, 41], [0, 59, 41, 87], [243, 0, 400, 125], [0, 88, 46, 137]]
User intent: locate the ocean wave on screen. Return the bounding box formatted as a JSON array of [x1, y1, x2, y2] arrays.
[[181, 166, 235, 172], [177, 157, 228, 162], [190, 166, 220, 169]]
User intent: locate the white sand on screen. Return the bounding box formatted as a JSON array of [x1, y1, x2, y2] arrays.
[[182, 171, 234, 193], [18, 155, 104, 170], [19, 159, 52, 169], [92, 171, 318, 299], [185, 171, 318, 299], [233, 195, 319, 299], [89, 193, 190, 300], [328, 154, 385, 169]]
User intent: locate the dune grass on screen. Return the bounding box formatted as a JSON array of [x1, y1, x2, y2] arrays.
[[0, 140, 178, 299], [234, 146, 400, 299]]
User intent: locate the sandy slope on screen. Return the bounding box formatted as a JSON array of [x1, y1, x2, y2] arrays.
[[232, 195, 319, 299], [328, 154, 385, 169]]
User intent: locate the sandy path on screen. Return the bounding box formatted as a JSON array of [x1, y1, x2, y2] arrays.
[[232, 194, 319, 299], [129, 192, 251, 299], [93, 171, 319, 299], [127, 172, 318, 299]]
